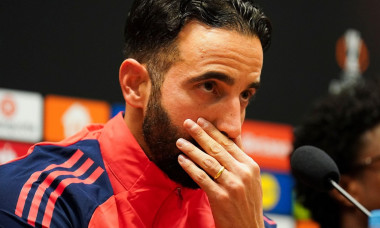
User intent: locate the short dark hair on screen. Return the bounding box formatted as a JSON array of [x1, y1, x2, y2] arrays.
[[292, 78, 380, 228], [123, 0, 271, 90]]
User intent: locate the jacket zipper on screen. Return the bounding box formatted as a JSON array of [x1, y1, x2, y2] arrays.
[[176, 187, 183, 209], [152, 187, 184, 227]]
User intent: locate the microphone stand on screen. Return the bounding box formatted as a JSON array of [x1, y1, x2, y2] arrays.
[[330, 179, 371, 217]]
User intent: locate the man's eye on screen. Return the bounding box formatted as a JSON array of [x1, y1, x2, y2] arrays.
[[202, 81, 216, 92], [241, 90, 254, 100], [241, 90, 251, 100]]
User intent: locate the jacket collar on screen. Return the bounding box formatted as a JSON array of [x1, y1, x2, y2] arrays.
[[98, 112, 179, 194]]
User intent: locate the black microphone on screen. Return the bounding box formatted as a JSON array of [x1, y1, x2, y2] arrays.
[[291, 145, 371, 217]]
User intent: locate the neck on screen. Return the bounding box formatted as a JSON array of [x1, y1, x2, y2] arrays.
[[124, 108, 151, 158], [340, 207, 368, 228]]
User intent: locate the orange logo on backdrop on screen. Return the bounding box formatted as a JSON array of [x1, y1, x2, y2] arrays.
[[242, 120, 293, 172], [44, 95, 110, 142]]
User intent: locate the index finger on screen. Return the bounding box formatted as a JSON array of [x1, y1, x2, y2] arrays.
[[183, 119, 237, 170], [196, 118, 252, 163]]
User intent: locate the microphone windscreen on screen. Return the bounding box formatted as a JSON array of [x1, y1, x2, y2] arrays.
[[291, 145, 340, 192]]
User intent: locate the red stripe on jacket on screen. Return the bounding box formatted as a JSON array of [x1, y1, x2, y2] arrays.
[[27, 158, 94, 226], [41, 167, 104, 227], [15, 150, 84, 217]]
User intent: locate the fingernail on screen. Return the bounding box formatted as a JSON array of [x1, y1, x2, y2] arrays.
[[176, 138, 187, 148], [178, 154, 187, 164], [197, 117, 206, 127], [184, 119, 196, 128]]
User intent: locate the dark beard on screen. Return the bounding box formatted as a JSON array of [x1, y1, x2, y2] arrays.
[[142, 95, 200, 189]]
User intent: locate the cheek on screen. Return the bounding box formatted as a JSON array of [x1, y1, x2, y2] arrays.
[[372, 173, 380, 192], [241, 109, 246, 123], [360, 172, 380, 208], [161, 91, 191, 124], [160, 80, 216, 127], [165, 101, 202, 126], [161, 93, 208, 128]]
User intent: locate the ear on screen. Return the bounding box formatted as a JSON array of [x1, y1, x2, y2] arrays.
[[119, 59, 150, 108], [329, 175, 363, 208]]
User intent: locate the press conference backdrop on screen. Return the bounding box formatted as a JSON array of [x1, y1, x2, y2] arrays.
[[1, 0, 380, 227], [1, 0, 380, 126]]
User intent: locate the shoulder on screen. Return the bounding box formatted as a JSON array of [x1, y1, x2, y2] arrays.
[[0, 135, 113, 227], [264, 214, 277, 228]]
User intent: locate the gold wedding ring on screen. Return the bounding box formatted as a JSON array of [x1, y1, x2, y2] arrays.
[[214, 166, 225, 180]]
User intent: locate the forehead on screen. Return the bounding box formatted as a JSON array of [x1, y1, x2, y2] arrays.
[[174, 20, 263, 78], [360, 124, 380, 158]]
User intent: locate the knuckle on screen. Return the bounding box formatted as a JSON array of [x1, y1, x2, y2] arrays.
[[241, 167, 252, 177], [214, 191, 229, 201], [240, 164, 261, 183], [240, 169, 253, 183], [229, 179, 245, 192], [194, 171, 209, 183], [203, 157, 217, 170], [220, 138, 235, 149], [250, 161, 261, 175], [245, 157, 261, 173], [208, 144, 224, 156]]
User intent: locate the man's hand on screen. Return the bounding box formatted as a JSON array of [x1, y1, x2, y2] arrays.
[[176, 118, 264, 228]]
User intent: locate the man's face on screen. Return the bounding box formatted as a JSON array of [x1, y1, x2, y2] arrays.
[[143, 21, 263, 188], [356, 124, 380, 211]]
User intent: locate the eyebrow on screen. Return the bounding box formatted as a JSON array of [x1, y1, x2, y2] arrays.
[[186, 71, 261, 90], [187, 72, 235, 85], [248, 81, 261, 90]]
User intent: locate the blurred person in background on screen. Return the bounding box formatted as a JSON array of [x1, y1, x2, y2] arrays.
[[292, 78, 380, 228]]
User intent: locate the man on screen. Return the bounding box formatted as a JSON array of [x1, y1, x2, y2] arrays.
[[0, 0, 275, 227], [292, 78, 380, 228]]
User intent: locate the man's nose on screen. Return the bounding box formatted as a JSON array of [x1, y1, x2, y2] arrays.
[[214, 98, 243, 140]]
